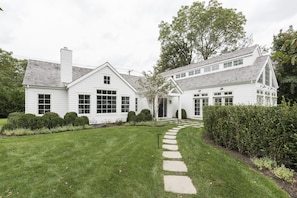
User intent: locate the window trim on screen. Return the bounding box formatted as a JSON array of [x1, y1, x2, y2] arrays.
[[104, 75, 111, 84], [38, 94, 51, 115], [121, 96, 130, 113], [78, 94, 90, 114], [97, 89, 117, 114]]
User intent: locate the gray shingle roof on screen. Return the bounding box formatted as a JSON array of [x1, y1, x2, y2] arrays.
[[23, 60, 93, 87], [175, 55, 268, 90], [161, 45, 259, 77], [121, 74, 144, 92]]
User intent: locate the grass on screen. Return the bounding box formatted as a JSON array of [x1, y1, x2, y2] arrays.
[[177, 127, 290, 198], [0, 124, 290, 197]]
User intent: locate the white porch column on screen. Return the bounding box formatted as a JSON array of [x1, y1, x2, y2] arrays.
[[178, 95, 182, 120]]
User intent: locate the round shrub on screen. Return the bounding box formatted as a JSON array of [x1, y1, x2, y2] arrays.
[[140, 109, 152, 121], [64, 112, 78, 126], [74, 116, 89, 126], [17, 114, 36, 129], [7, 112, 24, 128], [1, 123, 13, 133], [42, 112, 64, 129], [126, 111, 136, 122], [136, 112, 146, 122], [176, 109, 187, 119]]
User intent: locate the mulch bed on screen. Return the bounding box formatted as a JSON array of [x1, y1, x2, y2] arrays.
[[203, 134, 297, 198]]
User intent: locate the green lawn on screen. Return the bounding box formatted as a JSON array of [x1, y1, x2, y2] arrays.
[[0, 125, 289, 197], [177, 127, 290, 198]]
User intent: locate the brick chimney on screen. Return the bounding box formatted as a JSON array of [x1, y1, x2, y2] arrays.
[[60, 47, 73, 83]]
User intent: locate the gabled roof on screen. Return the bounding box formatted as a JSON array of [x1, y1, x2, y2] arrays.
[[161, 45, 259, 77], [121, 74, 144, 92], [175, 55, 269, 90], [23, 60, 92, 87]]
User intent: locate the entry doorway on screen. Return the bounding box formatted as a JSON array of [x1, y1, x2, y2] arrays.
[[158, 98, 167, 118]]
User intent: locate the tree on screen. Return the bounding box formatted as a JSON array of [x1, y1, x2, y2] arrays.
[[138, 71, 173, 124], [272, 26, 297, 103], [156, 0, 249, 73], [0, 48, 27, 117]]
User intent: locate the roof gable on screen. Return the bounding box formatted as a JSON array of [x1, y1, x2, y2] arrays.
[[67, 62, 137, 92]]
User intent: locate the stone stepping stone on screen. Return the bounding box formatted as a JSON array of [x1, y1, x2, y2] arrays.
[[163, 151, 182, 159], [163, 160, 187, 172], [164, 135, 176, 139], [168, 129, 179, 133], [163, 139, 177, 145], [164, 175, 197, 194], [163, 144, 178, 151], [166, 132, 177, 135]]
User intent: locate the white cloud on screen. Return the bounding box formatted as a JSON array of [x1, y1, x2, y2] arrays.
[[0, 0, 296, 74]]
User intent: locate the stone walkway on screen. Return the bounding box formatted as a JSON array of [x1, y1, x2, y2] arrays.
[[162, 123, 202, 195]]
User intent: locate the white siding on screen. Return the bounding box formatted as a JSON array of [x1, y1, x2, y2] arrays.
[[25, 87, 68, 117], [68, 66, 136, 124]]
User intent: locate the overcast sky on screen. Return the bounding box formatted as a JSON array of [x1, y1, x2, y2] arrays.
[[1, 0, 296, 75]]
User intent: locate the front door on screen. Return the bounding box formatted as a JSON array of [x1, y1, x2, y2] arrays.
[[158, 98, 167, 118], [194, 98, 208, 116]]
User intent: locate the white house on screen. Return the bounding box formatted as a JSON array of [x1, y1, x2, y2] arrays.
[[23, 45, 278, 123]]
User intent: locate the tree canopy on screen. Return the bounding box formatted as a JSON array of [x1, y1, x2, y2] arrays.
[[0, 49, 27, 117], [155, 0, 249, 73], [272, 25, 297, 102], [138, 71, 172, 123]]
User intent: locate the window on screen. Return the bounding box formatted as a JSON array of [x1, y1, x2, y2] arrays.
[[38, 94, 51, 114], [195, 69, 201, 74], [258, 73, 263, 84], [265, 64, 270, 86], [204, 66, 211, 73], [104, 76, 110, 84], [234, 59, 243, 66], [176, 74, 180, 79], [224, 62, 232, 68], [212, 65, 219, 71], [135, 98, 138, 112], [194, 98, 208, 116], [225, 97, 233, 106], [121, 96, 130, 112], [97, 90, 116, 113], [188, 71, 194, 76], [257, 96, 264, 105], [214, 98, 222, 105], [180, 73, 186, 78], [78, 95, 90, 114]]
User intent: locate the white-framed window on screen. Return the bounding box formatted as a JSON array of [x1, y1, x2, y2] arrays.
[[204, 66, 211, 73], [121, 96, 130, 113], [78, 95, 90, 114], [38, 94, 51, 114], [224, 62, 232, 68], [104, 76, 110, 84], [265, 64, 270, 86], [212, 65, 219, 71], [234, 59, 243, 66], [214, 98, 222, 105], [195, 69, 201, 74], [194, 98, 208, 116], [180, 73, 186, 78], [213, 91, 233, 106], [176, 74, 181, 79], [257, 95, 264, 105], [225, 97, 233, 106], [97, 90, 116, 113], [135, 98, 138, 112], [188, 71, 194, 76]]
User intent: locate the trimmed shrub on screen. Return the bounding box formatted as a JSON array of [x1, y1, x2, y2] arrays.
[[42, 112, 64, 129], [1, 123, 14, 133], [140, 109, 152, 121], [126, 111, 136, 122], [64, 112, 78, 126], [175, 109, 187, 119], [7, 112, 24, 129], [74, 116, 89, 126], [136, 112, 146, 122]]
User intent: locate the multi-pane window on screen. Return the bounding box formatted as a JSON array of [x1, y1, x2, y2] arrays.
[[225, 97, 233, 106], [233, 59, 243, 66], [175, 74, 180, 79], [204, 66, 211, 72], [135, 98, 138, 112], [212, 65, 219, 71], [104, 76, 110, 84], [258, 73, 263, 84], [78, 95, 90, 114], [213, 91, 233, 106], [214, 98, 222, 105], [97, 90, 116, 113], [188, 71, 194, 76], [121, 96, 130, 113], [224, 62, 232, 68], [38, 94, 51, 114], [265, 64, 270, 86], [195, 69, 201, 74], [180, 73, 186, 78]]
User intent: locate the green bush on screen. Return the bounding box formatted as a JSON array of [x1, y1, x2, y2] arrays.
[[42, 112, 64, 129], [64, 112, 78, 126], [7, 112, 24, 129], [273, 164, 295, 183], [175, 109, 187, 119], [74, 116, 89, 126], [136, 112, 146, 122], [252, 157, 276, 171], [1, 123, 13, 133], [126, 111, 136, 122], [204, 103, 297, 170], [140, 109, 152, 121]]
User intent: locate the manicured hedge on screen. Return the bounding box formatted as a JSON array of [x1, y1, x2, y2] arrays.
[[203, 104, 297, 170]]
